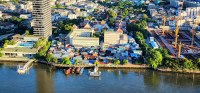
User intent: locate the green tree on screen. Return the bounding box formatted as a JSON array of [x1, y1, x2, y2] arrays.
[[114, 59, 120, 65], [25, 30, 30, 36], [94, 60, 100, 66], [146, 49, 163, 69], [107, 10, 117, 18], [52, 57, 58, 63], [183, 59, 194, 70], [122, 59, 129, 65], [62, 57, 71, 65], [143, 14, 148, 20], [3, 43, 7, 48], [74, 59, 79, 65], [46, 54, 54, 62]]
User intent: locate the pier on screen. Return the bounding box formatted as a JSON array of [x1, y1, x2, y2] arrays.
[[17, 59, 35, 74]]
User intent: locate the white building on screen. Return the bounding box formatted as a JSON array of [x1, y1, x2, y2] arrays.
[[186, 7, 200, 18]]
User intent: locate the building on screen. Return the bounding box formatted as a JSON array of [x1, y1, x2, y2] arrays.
[[1, 35, 41, 58], [170, 0, 183, 8], [67, 29, 99, 47], [104, 31, 128, 45], [185, 0, 200, 7], [32, 0, 52, 38], [186, 7, 200, 18]]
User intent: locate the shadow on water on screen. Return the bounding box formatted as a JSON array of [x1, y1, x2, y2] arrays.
[[33, 64, 56, 93]]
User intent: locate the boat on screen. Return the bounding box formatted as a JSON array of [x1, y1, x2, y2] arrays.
[[71, 67, 76, 74], [75, 67, 81, 74], [64, 68, 71, 75], [80, 68, 84, 75], [17, 68, 25, 74], [89, 66, 101, 77]]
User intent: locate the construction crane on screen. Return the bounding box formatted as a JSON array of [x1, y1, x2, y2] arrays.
[[191, 29, 195, 47], [174, 0, 184, 48], [191, 20, 198, 48], [177, 42, 182, 58], [162, 16, 167, 35]]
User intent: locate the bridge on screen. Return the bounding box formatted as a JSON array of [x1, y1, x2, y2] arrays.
[[17, 59, 35, 74]]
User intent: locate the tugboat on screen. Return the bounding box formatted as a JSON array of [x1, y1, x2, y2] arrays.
[[89, 66, 101, 77]]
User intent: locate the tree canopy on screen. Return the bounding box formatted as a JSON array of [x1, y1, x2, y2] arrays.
[[146, 49, 163, 69]]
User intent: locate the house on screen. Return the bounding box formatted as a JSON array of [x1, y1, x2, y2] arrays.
[[68, 13, 77, 19], [92, 20, 110, 32], [19, 14, 31, 19]]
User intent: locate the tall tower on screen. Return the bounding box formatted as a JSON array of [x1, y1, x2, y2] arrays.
[[32, 0, 52, 38]]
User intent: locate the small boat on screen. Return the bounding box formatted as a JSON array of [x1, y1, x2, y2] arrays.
[[17, 68, 25, 74], [89, 66, 101, 77], [64, 68, 71, 75], [71, 67, 76, 74], [75, 67, 81, 74], [80, 68, 84, 75]]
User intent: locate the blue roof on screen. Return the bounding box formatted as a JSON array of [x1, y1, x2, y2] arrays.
[[150, 41, 158, 49]]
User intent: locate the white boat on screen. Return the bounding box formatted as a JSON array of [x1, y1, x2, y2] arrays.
[[80, 68, 84, 75], [89, 66, 101, 77]]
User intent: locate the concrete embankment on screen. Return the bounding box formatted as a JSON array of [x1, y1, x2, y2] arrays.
[[157, 68, 200, 74], [38, 61, 149, 69]]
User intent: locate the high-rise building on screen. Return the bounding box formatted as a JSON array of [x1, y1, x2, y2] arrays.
[[32, 0, 52, 38]]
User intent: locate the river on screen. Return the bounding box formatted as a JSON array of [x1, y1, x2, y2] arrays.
[[0, 62, 200, 93]]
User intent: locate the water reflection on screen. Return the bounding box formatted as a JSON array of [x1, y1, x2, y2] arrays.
[[34, 64, 55, 93], [0, 63, 200, 93]]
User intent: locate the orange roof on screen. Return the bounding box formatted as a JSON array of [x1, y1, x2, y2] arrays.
[[83, 23, 91, 29], [116, 28, 123, 34]]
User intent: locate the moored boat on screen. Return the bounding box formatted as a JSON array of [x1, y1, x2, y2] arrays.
[[75, 67, 81, 74], [64, 68, 71, 75], [71, 67, 76, 74], [80, 68, 84, 75], [89, 66, 101, 77]]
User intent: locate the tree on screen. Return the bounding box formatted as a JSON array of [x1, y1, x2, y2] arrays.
[[183, 59, 194, 70], [122, 8, 129, 18], [62, 57, 71, 65], [143, 14, 148, 20], [52, 57, 58, 63], [64, 24, 73, 33], [107, 10, 117, 18], [122, 59, 129, 65], [146, 49, 163, 69], [114, 59, 120, 65], [94, 60, 100, 66], [46, 54, 54, 62], [3, 43, 7, 48], [74, 59, 79, 65], [25, 30, 30, 36]]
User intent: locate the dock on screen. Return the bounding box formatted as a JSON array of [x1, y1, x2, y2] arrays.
[[17, 59, 35, 74]]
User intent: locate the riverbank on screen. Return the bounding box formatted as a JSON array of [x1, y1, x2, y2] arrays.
[[157, 67, 200, 74], [38, 61, 149, 69], [1, 59, 200, 74], [38, 61, 200, 74]]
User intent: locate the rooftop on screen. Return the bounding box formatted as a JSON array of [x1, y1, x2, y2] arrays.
[[2, 47, 38, 53]]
